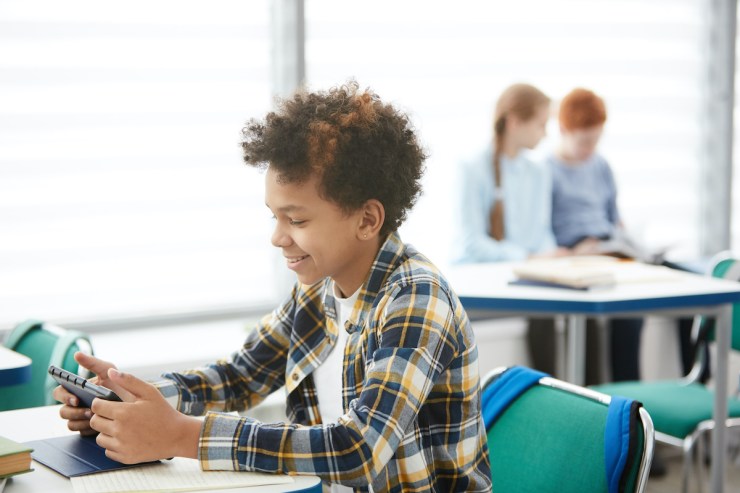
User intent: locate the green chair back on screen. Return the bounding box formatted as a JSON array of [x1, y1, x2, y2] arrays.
[[488, 385, 610, 492], [485, 368, 652, 493], [708, 255, 740, 351], [0, 319, 92, 411]]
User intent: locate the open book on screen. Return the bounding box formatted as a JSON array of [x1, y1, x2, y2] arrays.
[[511, 256, 682, 290], [511, 257, 618, 290]]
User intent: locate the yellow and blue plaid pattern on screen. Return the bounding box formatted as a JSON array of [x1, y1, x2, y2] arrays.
[[154, 232, 491, 492]]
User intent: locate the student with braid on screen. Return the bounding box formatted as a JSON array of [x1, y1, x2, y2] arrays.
[[452, 83, 568, 375], [452, 83, 566, 263]]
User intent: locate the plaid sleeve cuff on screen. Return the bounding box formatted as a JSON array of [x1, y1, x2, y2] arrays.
[[151, 378, 182, 411], [198, 412, 249, 471]]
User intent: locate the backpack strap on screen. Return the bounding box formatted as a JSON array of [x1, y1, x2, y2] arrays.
[[482, 366, 548, 429], [605, 396, 641, 493]]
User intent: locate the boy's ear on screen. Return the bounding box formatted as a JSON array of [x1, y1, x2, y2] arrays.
[[358, 199, 385, 240]]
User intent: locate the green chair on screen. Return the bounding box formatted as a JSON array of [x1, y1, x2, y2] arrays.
[[483, 366, 654, 493], [0, 319, 93, 411], [592, 251, 740, 493]]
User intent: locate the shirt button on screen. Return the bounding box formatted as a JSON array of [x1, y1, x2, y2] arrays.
[[292, 373, 300, 382]]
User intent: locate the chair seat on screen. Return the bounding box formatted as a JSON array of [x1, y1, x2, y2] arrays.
[[592, 381, 740, 439]]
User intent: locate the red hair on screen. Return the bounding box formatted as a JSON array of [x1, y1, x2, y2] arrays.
[[559, 88, 607, 131]]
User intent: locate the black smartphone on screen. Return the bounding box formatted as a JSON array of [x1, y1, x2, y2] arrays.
[[48, 365, 122, 408]]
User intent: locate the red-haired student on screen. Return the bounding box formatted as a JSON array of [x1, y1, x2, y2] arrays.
[[548, 87, 643, 383]]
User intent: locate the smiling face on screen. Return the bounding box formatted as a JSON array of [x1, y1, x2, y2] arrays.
[[265, 167, 381, 296]]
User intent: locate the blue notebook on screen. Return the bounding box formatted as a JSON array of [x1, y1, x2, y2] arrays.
[[25, 435, 155, 477]]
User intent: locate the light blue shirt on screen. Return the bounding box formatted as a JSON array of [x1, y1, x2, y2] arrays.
[[548, 153, 619, 247], [451, 146, 556, 264]]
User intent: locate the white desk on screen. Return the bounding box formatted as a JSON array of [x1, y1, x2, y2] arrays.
[[0, 405, 322, 493], [0, 347, 32, 387], [447, 261, 740, 493]]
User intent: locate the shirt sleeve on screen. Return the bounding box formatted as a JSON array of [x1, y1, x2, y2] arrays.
[[152, 291, 296, 416], [196, 280, 461, 489], [453, 157, 528, 262], [602, 158, 620, 225]]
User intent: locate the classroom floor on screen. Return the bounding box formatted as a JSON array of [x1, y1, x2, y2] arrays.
[[645, 443, 740, 492]]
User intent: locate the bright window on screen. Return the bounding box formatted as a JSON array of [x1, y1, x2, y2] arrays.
[[0, 0, 711, 328], [0, 1, 276, 326]]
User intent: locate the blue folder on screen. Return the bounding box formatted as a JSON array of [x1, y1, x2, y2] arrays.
[[25, 435, 155, 477]]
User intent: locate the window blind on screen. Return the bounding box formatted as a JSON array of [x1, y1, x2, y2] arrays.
[[0, 1, 276, 327]]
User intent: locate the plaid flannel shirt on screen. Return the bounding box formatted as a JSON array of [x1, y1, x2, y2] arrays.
[[154, 232, 492, 492]]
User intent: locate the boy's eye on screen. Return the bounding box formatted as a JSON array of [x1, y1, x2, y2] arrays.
[[289, 219, 305, 226]]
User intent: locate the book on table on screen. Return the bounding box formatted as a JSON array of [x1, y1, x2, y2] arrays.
[[0, 435, 33, 479], [511, 257, 618, 290]]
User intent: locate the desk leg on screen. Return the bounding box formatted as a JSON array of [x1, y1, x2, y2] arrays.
[[566, 314, 586, 386], [711, 303, 731, 493]]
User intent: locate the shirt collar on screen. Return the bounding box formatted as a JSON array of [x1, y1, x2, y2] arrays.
[[322, 231, 406, 332]]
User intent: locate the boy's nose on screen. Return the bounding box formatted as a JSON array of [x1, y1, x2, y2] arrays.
[[271, 225, 292, 248]]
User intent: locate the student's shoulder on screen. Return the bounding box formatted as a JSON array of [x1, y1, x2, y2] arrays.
[[583, 151, 606, 165], [516, 150, 553, 180], [385, 244, 455, 300], [589, 153, 615, 176]]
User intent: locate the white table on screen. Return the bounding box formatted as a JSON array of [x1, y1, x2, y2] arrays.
[[447, 261, 740, 493], [0, 347, 32, 387], [0, 405, 322, 493]]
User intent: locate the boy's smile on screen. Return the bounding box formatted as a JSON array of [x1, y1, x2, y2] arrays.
[[264, 167, 382, 297]]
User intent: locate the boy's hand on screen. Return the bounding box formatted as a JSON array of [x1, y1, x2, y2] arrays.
[[54, 352, 123, 436], [90, 369, 201, 464]]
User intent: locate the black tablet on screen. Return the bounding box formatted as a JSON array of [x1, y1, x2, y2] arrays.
[[48, 365, 121, 408]]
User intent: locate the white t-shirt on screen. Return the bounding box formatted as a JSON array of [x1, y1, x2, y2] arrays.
[[313, 282, 359, 493]]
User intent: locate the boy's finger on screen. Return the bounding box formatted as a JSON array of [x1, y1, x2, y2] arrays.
[[52, 385, 79, 407], [59, 404, 92, 421], [107, 369, 158, 400], [73, 352, 115, 377]]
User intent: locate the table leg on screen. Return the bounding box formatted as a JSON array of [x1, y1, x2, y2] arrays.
[[710, 303, 731, 493], [554, 315, 566, 380], [566, 314, 586, 385]]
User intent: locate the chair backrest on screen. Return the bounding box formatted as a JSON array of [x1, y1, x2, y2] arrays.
[[0, 319, 93, 411], [708, 252, 740, 352], [482, 366, 654, 493]]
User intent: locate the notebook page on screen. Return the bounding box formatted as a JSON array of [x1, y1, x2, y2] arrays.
[[70, 458, 293, 493]]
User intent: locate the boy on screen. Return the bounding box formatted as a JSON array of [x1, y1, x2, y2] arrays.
[[55, 83, 492, 492]]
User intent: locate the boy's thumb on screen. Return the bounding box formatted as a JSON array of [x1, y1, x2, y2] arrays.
[[107, 368, 154, 400]]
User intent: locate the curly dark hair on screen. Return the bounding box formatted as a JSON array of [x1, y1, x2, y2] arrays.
[[241, 82, 426, 236]]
